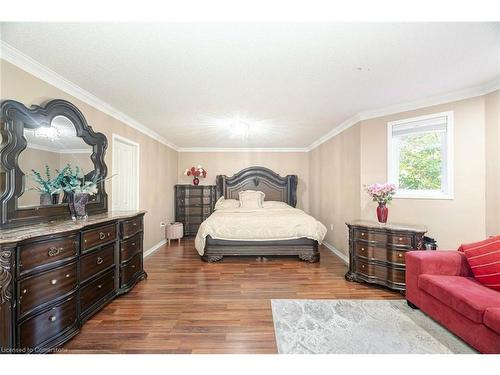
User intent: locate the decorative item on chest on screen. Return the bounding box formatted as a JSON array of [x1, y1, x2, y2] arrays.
[[365, 183, 397, 224], [183, 165, 207, 185]]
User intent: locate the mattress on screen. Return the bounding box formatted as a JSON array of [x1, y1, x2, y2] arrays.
[[194, 206, 327, 255]]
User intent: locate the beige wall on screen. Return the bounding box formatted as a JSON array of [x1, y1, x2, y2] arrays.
[[309, 124, 360, 252], [178, 152, 310, 211], [485, 90, 500, 236], [310, 94, 493, 255], [359, 96, 487, 250], [1, 59, 178, 250]]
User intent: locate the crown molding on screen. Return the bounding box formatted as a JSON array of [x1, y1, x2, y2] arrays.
[[0, 41, 180, 151], [177, 147, 309, 153], [307, 77, 500, 151]]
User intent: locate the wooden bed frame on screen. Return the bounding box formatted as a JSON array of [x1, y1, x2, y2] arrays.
[[202, 166, 320, 263]]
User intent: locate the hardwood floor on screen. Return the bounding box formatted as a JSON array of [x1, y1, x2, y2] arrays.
[[63, 239, 402, 353]]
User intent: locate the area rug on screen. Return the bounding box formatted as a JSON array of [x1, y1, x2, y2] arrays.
[[271, 299, 477, 354]]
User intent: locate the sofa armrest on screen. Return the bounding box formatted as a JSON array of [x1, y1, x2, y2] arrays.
[[405, 250, 472, 306], [406, 250, 472, 277]]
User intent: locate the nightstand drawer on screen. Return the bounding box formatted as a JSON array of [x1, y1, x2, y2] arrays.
[[355, 243, 406, 265], [354, 230, 388, 244], [388, 234, 413, 247], [355, 260, 405, 285]]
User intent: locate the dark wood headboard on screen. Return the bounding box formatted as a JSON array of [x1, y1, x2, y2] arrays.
[[215, 166, 298, 207]]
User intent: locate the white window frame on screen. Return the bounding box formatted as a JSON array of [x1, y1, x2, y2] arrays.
[[387, 111, 454, 200], [112, 134, 140, 211]]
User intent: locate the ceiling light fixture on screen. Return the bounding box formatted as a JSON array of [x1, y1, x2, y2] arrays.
[[34, 126, 60, 141]]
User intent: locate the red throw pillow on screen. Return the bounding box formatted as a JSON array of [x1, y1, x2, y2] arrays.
[[461, 236, 500, 291]]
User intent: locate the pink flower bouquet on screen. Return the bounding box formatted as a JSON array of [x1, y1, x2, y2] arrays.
[[365, 183, 397, 204]]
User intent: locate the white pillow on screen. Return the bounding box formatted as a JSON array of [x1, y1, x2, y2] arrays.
[[238, 190, 265, 209], [214, 196, 240, 210], [263, 201, 290, 209]]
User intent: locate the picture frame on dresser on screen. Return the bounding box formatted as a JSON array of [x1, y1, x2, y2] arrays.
[[0, 98, 147, 354]]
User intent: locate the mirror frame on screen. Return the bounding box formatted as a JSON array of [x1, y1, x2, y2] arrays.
[[0, 99, 108, 228]]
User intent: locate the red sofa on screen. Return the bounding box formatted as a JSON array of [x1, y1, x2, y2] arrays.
[[406, 250, 500, 353]]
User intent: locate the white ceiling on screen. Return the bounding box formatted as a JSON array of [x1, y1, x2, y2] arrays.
[[1, 22, 499, 149]]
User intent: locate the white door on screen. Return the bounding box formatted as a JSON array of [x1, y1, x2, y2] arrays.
[[112, 135, 139, 211]]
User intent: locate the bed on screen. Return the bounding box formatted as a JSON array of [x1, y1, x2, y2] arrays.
[[195, 166, 326, 262]]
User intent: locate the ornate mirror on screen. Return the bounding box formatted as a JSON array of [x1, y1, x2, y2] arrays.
[[0, 99, 108, 228]]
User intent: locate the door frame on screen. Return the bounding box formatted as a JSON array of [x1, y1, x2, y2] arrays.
[[111, 133, 140, 211]]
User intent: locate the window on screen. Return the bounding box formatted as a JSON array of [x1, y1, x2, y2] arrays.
[[387, 111, 453, 199]]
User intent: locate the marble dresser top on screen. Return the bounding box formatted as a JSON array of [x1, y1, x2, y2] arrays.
[[0, 210, 146, 245], [346, 220, 427, 233]]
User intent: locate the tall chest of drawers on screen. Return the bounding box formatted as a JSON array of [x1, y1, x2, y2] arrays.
[[345, 220, 427, 292], [175, 185, 216, 236], [0, 211, 146, 353]]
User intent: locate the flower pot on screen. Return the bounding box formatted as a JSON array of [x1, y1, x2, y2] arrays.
[[377, 203, 388, 224], [192, 177, 200, 186], [68, 192, 89, 220], [51, 193, 60, 205], [40, 193, 52, 206]]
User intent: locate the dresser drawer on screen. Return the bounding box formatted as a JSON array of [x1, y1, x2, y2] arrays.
[[80, 269, 116, 314], [121, 216, 143, 238], [120, 233, 142, 263], [355, 243, 406, 265], [19, 262, 78, 317], [354, 230, 388, 244], [80, 244, 115, 282], [120, 253, 142, 287], [388, 234, 413, 247], [19, 294, 78, 349], [355, 259, 405, 285], [19, 235, 78, 274], [82, 224, 117, 251]]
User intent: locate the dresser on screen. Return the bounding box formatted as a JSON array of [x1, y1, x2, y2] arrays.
[[345, 220, 427, 292], [175, 185, 216, 236], [0, 211, 146, 353]]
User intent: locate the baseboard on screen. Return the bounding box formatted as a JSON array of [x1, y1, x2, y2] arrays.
[[322, 242, 349, 264], [143, 239, 167, 258]]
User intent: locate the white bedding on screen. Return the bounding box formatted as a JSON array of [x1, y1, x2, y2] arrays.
[[194, 206, 327, 255]]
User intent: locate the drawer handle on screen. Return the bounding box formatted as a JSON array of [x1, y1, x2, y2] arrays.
[[50, 279, 58, 285], [22, 288, 27, 295], [131, 265, 136, 269], [131, 242, 136, 246], [66, 274, 71, 278], [96, 257, 104, 265], [108, 233, 111, 237], [398, 253, 403, 258], [398, 237, 403, 241], [48, 247, 63, 257], [361, 247, 365, 251], [361, 232, 365, 236], [99, 232, 106, 240], [98, 284, 103, 289], [133, 223, 137, 226], [361, 264, 365, 269], [49, 315, 57, 322]]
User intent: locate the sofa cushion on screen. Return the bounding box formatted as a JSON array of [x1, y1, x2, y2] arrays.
[[461, 236, 500, 291], [418, 274, 500, 323], [484, 308, 500, 334]]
